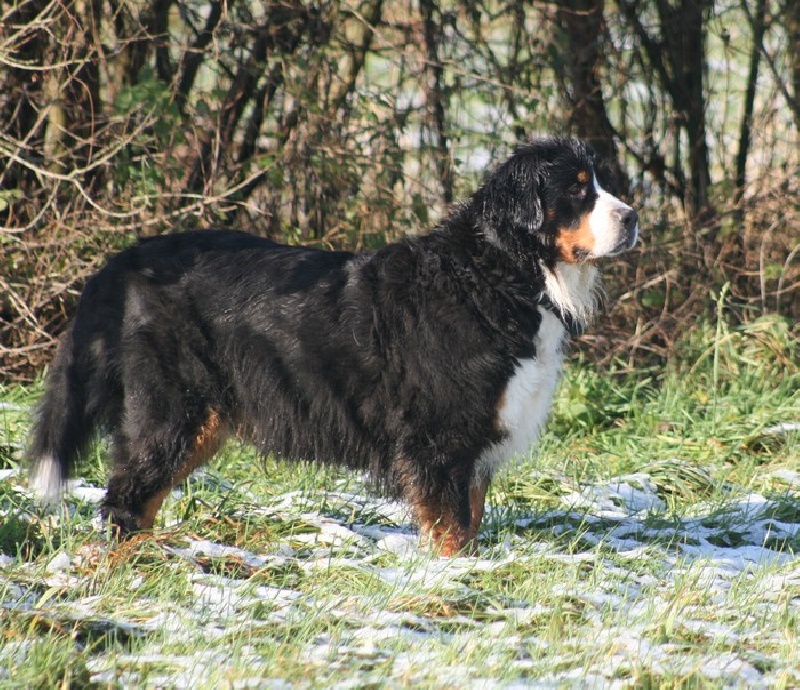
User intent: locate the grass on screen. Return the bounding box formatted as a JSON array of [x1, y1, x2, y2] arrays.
[[0, 313, 798, 688]]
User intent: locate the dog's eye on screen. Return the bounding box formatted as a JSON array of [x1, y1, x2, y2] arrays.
[[569, 182, 586, 198]]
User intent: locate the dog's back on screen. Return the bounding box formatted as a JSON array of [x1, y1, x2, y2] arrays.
[[29, 231, 321, 501]]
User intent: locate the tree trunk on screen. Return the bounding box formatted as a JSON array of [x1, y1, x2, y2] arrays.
[[420, 0, 453, 205], [620, 0, 714, 221], [556, 0, 629, 194], [735, 0, 767, 205], [785, 0, 800, 130]]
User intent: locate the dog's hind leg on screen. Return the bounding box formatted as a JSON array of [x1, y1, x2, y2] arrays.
[[102, 405, 226, 536], [100, 323, 228, 537]]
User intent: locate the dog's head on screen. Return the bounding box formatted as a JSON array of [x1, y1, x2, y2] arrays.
[[473, 138, 638, 265]]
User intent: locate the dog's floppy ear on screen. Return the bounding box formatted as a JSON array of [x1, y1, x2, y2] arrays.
[[474, 148, 546, 237]]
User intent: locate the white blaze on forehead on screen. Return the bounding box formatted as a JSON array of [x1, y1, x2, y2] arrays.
[[587, 176, 636, 256]]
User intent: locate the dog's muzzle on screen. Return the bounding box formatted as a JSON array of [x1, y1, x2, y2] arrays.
[[611, 207, 639, 254]]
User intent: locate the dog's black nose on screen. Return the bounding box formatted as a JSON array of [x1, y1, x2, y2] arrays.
[[621, 208, 639, 249], [622, 208, 638, 234]]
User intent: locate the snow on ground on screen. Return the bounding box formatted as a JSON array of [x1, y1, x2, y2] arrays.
[[2, 471, 798, 687]]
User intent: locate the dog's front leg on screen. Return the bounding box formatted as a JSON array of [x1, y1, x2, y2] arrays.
[[395, 452, 486, 556]]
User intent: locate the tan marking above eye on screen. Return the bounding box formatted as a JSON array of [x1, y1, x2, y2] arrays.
[[577, 170, 589, 183]]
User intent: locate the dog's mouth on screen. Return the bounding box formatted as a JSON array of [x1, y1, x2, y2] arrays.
[[608, 224, 639, 256], [555, 217, 639, 263], [603, 208, 639, 257]]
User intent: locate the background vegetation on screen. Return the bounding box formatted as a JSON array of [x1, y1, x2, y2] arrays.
[[1, 0, 799, 380], [1, 3, 797, 685]]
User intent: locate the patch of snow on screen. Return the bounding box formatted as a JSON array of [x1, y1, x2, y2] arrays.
[[45, 551, 71, 573], [375, 532, 419, 557], [770, 468, 800, 486], [564, 474, 666, 517], [698, 653, 764, 684], [68, 483, 106, 503], [166, 539, 269, 569], [762, 421, 800, 434], [5, 471, 798, 687]]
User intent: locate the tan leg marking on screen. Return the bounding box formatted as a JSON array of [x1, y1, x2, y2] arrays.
[[414, 488, 490, 557], [140, 487, 171, 530], [140, 410, 226, 530], [412, 497, 467, 557], [467, 476, 490, 542], [394, 453, 482, 557], [428, 521, 470, 558]]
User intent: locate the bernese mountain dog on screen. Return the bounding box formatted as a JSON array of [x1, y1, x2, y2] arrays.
[[30, 138, 638, 556]]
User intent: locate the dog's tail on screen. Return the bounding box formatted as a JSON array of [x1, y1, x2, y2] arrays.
[[28, 325, 100, 503]]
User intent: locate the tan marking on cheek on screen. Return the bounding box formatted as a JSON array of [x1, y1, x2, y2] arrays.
[[555, 212, 595, 263]]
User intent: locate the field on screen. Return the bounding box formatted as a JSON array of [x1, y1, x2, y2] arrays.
[[0, 313, 798, 688]]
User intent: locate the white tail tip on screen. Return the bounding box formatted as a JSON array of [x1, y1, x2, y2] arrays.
[[30, 455, 64, 505]]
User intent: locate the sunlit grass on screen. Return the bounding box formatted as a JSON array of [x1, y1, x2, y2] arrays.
[[0, 314, 797, 687]]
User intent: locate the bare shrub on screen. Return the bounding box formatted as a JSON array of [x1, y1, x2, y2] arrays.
[[1, 1, 797, 381]]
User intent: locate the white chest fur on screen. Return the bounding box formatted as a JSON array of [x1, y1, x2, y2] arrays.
[[475, 308, 567, 481]]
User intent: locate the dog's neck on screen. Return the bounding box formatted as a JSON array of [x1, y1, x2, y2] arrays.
[[539, 262, 601, 338], [439, 221, 601, 338]]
